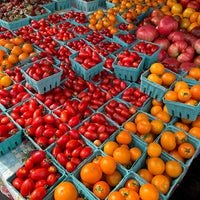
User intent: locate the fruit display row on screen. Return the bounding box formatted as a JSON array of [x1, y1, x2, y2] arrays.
[[0, 0, 200, 200]]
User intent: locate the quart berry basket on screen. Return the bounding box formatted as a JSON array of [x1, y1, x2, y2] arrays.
[[134, 151, 186, 200], [6, 151, 65, 200], [0, 17, 30, 30], [42, 1, 56, 12], [163, 98, 200, 121], [44, 175, 96, 200], [129, 40, 161, 69], [113, 51, 145, 82], [54, 0, 71, 10], [0, 112, 23, 156], [69, 51, 104, 81], [155, 125, 200, 168], [20, 61, 63, 94], [75, 0, 99, 12], [140, 68, 180, 101]]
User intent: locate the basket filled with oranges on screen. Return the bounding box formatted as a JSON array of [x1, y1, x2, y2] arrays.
[[140, 62, 180, 101], [163, 81, 200, 121]]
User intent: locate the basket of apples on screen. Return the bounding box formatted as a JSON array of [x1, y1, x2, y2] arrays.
[[113, 48, 145, 82], [20, 58, 63, 94], [69, 46, 104, 80]]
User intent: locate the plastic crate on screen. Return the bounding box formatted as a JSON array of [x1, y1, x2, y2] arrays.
[[43, 1, 56, 12], [155, 125, 200, 167], [0, 17, 30, 30], [0, 112, 22, 156], [75, 0, 99, 12], [113, 51, 145, 82], [129, 40, 161, 69], [134, 151, 186, 200], [140, 69, 179, 101], [54, 0, 71, 10], [20, 60, 63, 94], [6, 151, 65, 200], [69, 50, 104, 81]]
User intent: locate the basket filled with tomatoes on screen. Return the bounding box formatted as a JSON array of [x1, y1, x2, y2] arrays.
[[47, 129, 94, 174], [118, 82, 150, 109], [0, 111, 22, 156], [69, 46, 104, 80], [0, 83, 32, 111], [101, 129, 147, 170], [7, 150, 65, 200], [75, 0, 100, 12], [155, 125, 199, 168], [122, 110, 167, 144], [113, 48, 145, 82], [98, 98, 138, 126], [46, 175, 95, 200], [163, 81, 200, 121], [20, 58, 63, 94], [134, 150, 186, 200], [182, 67, 200, 85], [129, 40, 161, 69], [74, 150, 128, 200], [140, 63, 180, 101], [76, 112, 119, 147]]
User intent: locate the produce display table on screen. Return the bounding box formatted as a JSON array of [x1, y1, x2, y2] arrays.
[[0, 0, 200, 200]]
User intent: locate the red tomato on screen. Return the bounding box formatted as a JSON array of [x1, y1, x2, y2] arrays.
[[20, 178, 35, 197], [29, 187, 47, 200], [12, 177, 24, 190], [30, 168, 49, 181]]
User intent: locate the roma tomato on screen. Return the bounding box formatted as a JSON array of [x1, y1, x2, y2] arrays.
[[30, 168, 49, 181], [46, 173, 59, 187], [30, 150, 46, 163], [12, 177, 24, 190], [29, 187, 47, 200], [20, 178, 35, 197]]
